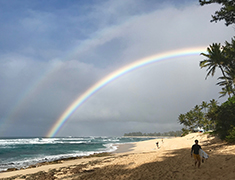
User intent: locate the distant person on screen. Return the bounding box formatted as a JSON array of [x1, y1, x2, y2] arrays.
[[161, 139, 164, 143], [156, 142, 159, 149], [191, 139, 201, 168]]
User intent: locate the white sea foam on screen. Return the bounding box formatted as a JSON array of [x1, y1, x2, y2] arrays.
[[0, 150, 100, 172], [0, 137, 153, 172], [0, 137, 91, 146], [104, 143, 118, 152]]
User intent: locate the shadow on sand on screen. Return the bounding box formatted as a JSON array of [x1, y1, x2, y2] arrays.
[[3, 135, 235, 180]]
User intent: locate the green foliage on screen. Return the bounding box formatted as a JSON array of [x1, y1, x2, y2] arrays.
[[178, 97, 235, 142], [181, 128, 190, 137], [199, 0, 235, 98], [200, 43, 226, 79], [124, 130, 182, 137], [215, 96, 235, 139], [226, 127, 235, 143], [124, 131, 143, 136], [200, 38, 235, 97], [183, 1, 235, 143], [177, 100, 218, 132], [199, 0, 235, 26]]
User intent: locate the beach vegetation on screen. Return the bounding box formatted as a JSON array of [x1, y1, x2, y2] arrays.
[[181, 128, 190, 136], [200, 39, 235, 97], [185, 0, 235, 142], [215, 96, 235, 140], [199, 0, 235, 98], [199, 0, 235, 26], [124, 130, 182, 137], [178, 97, 235, 141], [226, 127, 235, 143], [178, 100, 218, 134]]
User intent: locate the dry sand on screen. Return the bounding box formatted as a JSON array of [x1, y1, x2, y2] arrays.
[[1, 133, 235, 180]]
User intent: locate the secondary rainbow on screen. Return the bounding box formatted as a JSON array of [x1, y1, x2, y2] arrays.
[[47, 47, 206, 137]]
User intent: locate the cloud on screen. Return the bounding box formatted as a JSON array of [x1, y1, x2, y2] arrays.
[[0, 1, 233, 137], [57, 4, 232, 136]]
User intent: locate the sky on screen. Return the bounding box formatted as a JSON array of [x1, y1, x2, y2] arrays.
[[0, 0, 234, 137]]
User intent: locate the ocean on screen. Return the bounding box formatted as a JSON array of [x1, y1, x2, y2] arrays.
[[0, 136, 154, 172]]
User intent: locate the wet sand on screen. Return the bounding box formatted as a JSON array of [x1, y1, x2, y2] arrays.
[[1, 133, 235, 180], [113, 143, 135, 153]]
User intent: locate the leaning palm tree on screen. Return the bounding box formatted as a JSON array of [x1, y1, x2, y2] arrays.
[[200, 43, 235, 96]]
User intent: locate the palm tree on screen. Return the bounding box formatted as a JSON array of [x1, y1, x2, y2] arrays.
[[178, 114, 188, 127], [192, 105, 204, 130], [217, 76, 233, 98], [216, 64, 235, 98], [224, 37, 235, 93], [209, 99, 218, 108], [185, 110, 196, 131], [224, 37, 235, 66], [218, 86, 232, 98], [200, 43, 235, 96], [200, 101, 209, 130], [206, 99, 219, 130], [200, 43, 227, 78], [200, 101, 209, 113]]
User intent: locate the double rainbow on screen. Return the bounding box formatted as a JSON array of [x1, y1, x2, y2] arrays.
[[47, 47, 206, 137]]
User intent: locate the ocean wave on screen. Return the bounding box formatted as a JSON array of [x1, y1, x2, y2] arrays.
[[0, 136, 153, 172]]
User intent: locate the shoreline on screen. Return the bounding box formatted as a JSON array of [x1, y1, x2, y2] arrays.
[[1, 133, 235, 179], [0, 140, 153, 179], [113, 143, 136, 154], [0, 142, 143, 176], [0, 142, 139, 173]]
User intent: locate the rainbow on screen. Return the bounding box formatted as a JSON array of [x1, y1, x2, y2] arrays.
[[0, 62, 63, 136], [47, 47, 206, 137]]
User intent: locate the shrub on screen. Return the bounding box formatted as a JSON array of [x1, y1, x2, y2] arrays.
[[181, 128, 189, 136], [216, 96, 235, 140], [226, 127, 235, 143]]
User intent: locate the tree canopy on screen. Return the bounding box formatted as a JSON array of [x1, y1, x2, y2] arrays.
[[199, 0, 235, 26], [215, 96, 235, 139], [200, 39, 235, 96], [124, 131, 182, 137], [178, 100, 217, 133], [177, 1, 235, 142]]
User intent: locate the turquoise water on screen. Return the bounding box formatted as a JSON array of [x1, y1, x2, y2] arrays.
[[0, 136, 154, 171]]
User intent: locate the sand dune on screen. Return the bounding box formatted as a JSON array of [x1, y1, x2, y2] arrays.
[[1, 133, 235, 180]]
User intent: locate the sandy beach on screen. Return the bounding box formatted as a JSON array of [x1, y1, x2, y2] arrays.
[[1, 133, 235, 180]]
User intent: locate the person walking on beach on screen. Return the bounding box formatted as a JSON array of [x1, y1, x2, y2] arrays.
[[156, 142, 159, 149], [191, 139, 201, 168]]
